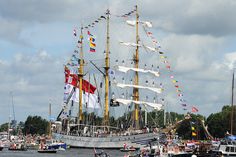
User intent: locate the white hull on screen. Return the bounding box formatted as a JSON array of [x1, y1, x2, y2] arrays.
[[53, 132, 158, 149]]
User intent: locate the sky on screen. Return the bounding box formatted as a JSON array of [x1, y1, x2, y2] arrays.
[[1, 0, 236, 124]]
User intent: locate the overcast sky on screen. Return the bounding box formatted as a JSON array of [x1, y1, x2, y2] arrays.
[[1, 0, 236, 124]]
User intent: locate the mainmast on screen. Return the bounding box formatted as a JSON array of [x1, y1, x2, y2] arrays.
[[77, 26, 84, 124], [230, 70, 234, 135], [133, 5, 140, 129], [103, 9, 110, 126]]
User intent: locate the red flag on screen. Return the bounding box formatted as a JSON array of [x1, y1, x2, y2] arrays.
[[82, 79, 96, 94], [192, 106, 199, 113], [64, 68, 96, 93]]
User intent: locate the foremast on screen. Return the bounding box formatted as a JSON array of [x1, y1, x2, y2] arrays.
[[77, 26, 84, 124], [103, 9, 110, 127], [133, 5, 140, 129]]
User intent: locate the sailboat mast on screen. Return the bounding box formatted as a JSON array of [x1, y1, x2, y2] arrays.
[[77, 26, 84, 124], [103, 9, 110, 126], [231, 70, 234, 135], [133, 5, 140, 129], [49, 103, 52, 138]]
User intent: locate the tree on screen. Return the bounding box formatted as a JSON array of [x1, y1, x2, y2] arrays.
[[206, 105, 236, 138], [23, 115, 48, 135], [0, 123, 8, 132]]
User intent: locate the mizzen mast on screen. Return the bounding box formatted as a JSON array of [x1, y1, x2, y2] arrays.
[[103, 9, 110, 126]]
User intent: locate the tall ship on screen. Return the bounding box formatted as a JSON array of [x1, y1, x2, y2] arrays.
[[53, 4, 170, 149]]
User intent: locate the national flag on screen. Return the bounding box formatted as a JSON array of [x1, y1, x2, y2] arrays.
[[192, 106, 199, 113], [72, 87, 100, 109], [64, 68, 96, 94], [82, 79, 96, 94]]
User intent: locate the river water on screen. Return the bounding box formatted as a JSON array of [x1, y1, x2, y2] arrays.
[[0, 148, 129, 157]]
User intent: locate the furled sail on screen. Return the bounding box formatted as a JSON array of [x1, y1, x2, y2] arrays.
[[116, 83, 162, 94], [116, 66, 160, 77], [126, 20, 152, 28], [119, 41, 141, 47], [115, 98, 162, 110], [143, 45, 159, 52]]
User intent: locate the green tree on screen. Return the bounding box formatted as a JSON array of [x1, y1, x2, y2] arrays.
[[0, 123, 8, 132], [23, 115, 48, 135], [206, 105, 236, 138]]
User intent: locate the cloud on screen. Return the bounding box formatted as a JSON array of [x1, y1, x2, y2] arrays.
[[0, 51, 64, 123], [0, 0, 236, 124], [141, 0, 236, 36], [223, 52, 236, 69]]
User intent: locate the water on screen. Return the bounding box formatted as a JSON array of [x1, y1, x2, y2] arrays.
[[0, 148, 129, 157]]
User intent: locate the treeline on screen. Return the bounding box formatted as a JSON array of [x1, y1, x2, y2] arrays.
[[0, 105, 235, 139]]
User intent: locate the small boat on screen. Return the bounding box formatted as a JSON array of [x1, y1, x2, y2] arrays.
[[8, 142, 27, 151], [210, 138, 236, 157], [46, 139, 67, 150], [37, 149, 57, 153]]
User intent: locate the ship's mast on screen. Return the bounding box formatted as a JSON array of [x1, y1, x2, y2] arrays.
[[230, 70, 234, 135], [133, 5, 140, 129], [49, 103, 52, 138], [103, 9, 110, 127], [77, 26, 84, 124]]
